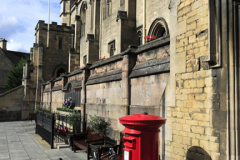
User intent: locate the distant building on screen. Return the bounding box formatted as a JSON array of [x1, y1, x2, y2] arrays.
[[0, 38, 29, 93]]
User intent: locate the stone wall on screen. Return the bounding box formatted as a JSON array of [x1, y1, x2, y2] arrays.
[[51, 90, 65, 112], [163, 0, 222, 159], [0, 86, 34, 121], [41, 38, 170, 142]]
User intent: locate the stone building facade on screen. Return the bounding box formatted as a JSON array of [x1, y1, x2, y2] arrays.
[[19, 0, 240, 159], [0, 39, 29, 94]]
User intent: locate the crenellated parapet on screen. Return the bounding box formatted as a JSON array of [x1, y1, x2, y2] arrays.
[[35, 20, 75, 33]]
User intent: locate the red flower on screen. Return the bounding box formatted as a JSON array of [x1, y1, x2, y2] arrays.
[[151, 35, 155, 38]]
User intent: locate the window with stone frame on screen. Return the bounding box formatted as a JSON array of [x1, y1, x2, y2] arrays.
[[91, 0, 94, 30], [103, 0, 112, 19], [120, 0, 125, 6], [107, 0, 112, 16], [58, 38, 63, 49], [83, 55, 87, 65], [108, 40, 115, 57], [136, 26, 143, 46], [71, 33, 74, 48], [80, 3, 86, 38], [148, 18, 169, 40]]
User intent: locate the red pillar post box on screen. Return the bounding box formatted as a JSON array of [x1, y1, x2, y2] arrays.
[[119, 113, 166, 160]]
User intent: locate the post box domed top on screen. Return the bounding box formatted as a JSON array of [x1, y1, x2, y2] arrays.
[[119, 113, 166, 128]]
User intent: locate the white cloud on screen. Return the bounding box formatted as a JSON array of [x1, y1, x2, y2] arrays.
[[7, 39, 23, 51], [0, 0, 61, 52]]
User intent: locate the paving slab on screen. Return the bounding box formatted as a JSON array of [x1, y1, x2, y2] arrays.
[[0, 120, 88, 160]]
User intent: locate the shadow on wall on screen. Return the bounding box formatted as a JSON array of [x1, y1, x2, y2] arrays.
[[186, 146, 211, 160]]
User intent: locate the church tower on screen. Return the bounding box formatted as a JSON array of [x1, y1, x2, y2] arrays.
[[60, 0, 75, 26]]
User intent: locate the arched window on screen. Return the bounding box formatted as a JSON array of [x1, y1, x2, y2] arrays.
[[148, 18, 169, 40], [137, 31, 142, 46], [57, 68, 65, 77], [53, 64, 68, 78], [80, 3, 87, 38]]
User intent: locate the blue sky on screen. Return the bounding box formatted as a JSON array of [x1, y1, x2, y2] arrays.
[[0, 0, 61, 53]]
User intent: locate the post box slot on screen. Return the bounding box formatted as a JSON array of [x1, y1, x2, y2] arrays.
[[123, 136, 135, 149], [126, 140, 132, 143]]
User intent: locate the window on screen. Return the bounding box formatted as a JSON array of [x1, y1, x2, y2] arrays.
[[108, 40, 115, 57], [103, 0, 111, 19], [91, 0, 94, 30], [80, 3, 86, 38], [83, 55, 87, 65], [153, 24, 166, 38], [59, 38, 63, 49], [148, 18, 169, 40], [120, 0, 125, 6], [71, 34, 74, 48], [57, 68, 65, 77], [137, 31, 142, 46], [107, 0, 112, 16]]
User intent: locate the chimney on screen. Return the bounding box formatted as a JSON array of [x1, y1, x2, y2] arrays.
[[0, 38, 7, 50]]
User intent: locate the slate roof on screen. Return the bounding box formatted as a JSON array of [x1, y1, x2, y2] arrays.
[[0, 49, 30, 65]]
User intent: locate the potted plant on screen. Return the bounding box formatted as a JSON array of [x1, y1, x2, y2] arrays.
[[68, 111, 81, 133], [88, 115, 111, 146]]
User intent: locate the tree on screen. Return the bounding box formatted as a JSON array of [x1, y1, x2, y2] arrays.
[[88, 115, 111, 146], [5, 58, 25, 91]]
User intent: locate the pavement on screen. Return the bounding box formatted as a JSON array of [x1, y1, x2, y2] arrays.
[[0, 120, 88, 160]]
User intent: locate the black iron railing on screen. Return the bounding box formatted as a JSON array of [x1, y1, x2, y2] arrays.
[[36, 110, 55, 149]]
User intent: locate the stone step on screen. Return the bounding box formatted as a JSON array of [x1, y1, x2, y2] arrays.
[[55, 142, 70, 149]]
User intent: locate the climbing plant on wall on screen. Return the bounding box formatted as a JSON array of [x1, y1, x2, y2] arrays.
[[5, 58, 26, 91]]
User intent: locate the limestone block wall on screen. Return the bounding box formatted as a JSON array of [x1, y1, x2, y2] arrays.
[[164, 0, 221, 159], [0, 86, 23, 121], [51, 90, 65, 112], [130, 74, 169, 112], [87, 81, 123, 105], [86, 81, 127, 137], [42, 92, 50, 109], [80, 38, 89, 65], [100, 0, 122, 57]]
